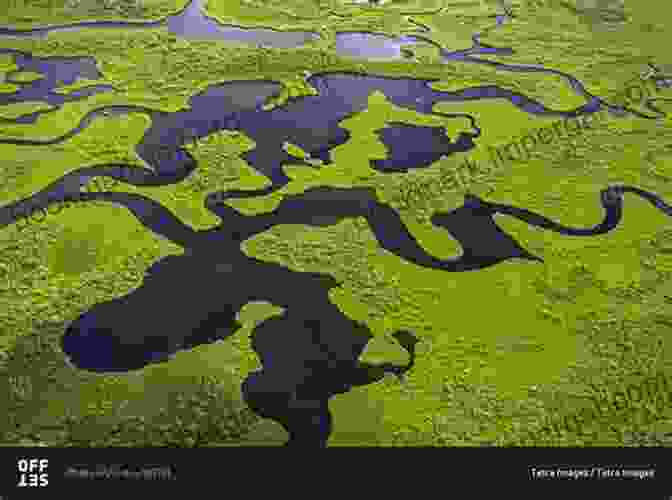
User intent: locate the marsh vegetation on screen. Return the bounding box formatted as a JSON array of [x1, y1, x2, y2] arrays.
[[0, 0, 671, 446]]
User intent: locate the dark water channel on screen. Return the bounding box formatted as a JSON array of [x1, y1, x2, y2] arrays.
[[0, 68, 603, 220], [0, 0, 629, 125], [55, 183, 672, 446], [0, 1, 668, 446], [0, 49, 115, 124], [1, 66, 670, 445]]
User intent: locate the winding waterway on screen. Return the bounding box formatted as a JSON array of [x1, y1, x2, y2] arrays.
[[0, 67, 607, 214], [0, 0, 669, 446], [55, 184, 672, 446]]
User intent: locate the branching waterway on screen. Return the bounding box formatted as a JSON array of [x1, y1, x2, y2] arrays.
[[54, 184, 672, 446], [1, 0, 670, 445]]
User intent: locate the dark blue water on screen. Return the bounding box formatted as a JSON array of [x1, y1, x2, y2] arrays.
[[0, 49, 114, 123], [371, 122, 476, 172], [0, 67, 607, 225], [55, 184, 672, 446], [0, 0, 629, 120], [1, 71, 624, 271], [1, 0, 668, 447]]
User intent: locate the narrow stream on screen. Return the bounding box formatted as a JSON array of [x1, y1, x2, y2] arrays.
[[0, 0, 632, 118], [0, 0, 668, 447]]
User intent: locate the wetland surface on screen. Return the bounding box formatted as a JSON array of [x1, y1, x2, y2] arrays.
[[1, 0, 672, 447]]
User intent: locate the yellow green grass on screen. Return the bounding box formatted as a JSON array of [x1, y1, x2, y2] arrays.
[[7, 70, 44, 83], [1, 0, 672, 446], [0, 101, 54, 120], [0, 0, 192, 29]]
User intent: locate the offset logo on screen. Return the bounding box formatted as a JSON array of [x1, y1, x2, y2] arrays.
[[17, 459, 49, 487]]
